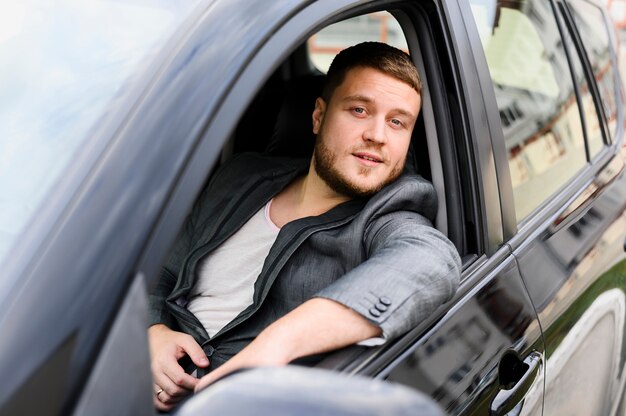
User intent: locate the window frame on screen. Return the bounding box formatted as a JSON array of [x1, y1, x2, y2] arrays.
[[133, 0, 495, 387]]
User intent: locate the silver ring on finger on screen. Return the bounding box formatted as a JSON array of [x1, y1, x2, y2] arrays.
[[156, 388, 164, 399]]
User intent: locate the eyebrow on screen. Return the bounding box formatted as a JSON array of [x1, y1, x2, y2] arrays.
[[342, 95, 416, 119]]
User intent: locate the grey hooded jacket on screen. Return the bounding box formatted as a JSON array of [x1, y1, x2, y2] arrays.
[[148, 153, 461, 371]]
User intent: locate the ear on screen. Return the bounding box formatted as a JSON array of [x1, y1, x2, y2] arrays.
[[312, 97, 326, 135]]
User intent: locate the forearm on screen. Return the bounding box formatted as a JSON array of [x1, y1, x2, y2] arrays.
[[195, 298, 379, 391], [256, 297, 381, 362]]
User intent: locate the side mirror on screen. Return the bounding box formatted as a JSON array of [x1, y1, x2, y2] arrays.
[[174, 366, 444, 415]]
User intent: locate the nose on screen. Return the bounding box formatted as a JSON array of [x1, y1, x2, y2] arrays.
[[363, 117, 386, 144]]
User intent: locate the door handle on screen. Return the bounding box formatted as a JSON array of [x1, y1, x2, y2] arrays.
[[490, 351, 542, 416]]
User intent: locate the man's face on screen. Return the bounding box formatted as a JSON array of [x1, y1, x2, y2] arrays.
[[311, 66, 421, 198]]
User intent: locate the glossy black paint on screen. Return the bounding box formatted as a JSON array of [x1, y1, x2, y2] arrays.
[[514, 155, 626, 415], [385, 255, 543, 414], [1, 0, 625, 414]]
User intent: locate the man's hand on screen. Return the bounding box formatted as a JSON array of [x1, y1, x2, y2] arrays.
[[148, 324, 209, 411], [193, 332, 286, 392], [194, 298, 381, 392]]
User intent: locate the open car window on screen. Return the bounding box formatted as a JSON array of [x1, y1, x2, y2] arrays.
[[140, 3, 467, 411]]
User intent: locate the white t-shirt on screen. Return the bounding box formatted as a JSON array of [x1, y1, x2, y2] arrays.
[[187, 200, 280, 337]]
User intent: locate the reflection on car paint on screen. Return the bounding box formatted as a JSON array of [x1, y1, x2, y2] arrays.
[[387, 259, 543, 414], [516, 160, 626, 415]]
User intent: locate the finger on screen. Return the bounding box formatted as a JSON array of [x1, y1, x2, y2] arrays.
[[179, 335, 210, 368], [153, 350, 198, 393], [194, 372, 219, 393], [156, 389, 188, 406], [153, 365, 190, 397], [154, 395, 174, 412], [160, 358, 201, 391]]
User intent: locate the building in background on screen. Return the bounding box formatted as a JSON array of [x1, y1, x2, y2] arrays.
[[607, 0, 626, 29]]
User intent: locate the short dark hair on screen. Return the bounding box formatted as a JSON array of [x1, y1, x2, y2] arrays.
[[321, 41, 422, 103]]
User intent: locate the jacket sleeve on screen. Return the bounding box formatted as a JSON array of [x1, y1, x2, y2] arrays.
[[315, 211, 461, 341]]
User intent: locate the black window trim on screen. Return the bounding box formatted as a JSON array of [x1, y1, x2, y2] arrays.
[[553, 0, 593, 162], [395, 5, 469, 255], [454, 0, 518, 249], [560, 0, 613, 149]]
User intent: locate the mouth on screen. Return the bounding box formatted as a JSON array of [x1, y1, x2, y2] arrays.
[[353, 152, 384, 165]]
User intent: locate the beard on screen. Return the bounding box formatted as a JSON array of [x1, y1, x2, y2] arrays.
[[312, 133, 405, 198]]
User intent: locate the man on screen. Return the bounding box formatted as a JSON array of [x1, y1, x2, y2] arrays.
[[148, 42, 461, 411]]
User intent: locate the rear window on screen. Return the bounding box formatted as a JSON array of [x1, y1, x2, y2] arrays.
[[470, 0, 588, 221]]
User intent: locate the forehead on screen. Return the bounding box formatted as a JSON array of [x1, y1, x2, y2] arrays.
[[333, 67, 421, 113]]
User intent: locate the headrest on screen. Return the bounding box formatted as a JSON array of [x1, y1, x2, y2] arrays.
[[265, 75, 325, 158]]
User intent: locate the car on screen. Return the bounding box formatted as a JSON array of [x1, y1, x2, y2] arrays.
[[1, 0, 625, 414]]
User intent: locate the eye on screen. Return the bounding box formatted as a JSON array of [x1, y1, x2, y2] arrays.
[[351, 106, 366, 116], [390, 118, 404, 128]]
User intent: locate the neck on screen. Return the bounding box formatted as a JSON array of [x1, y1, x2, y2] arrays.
[[297, 168, 351, 214], [269, 163, 351, 227]]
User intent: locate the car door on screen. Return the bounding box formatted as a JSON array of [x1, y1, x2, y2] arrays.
[[467, 0, 626, 414]]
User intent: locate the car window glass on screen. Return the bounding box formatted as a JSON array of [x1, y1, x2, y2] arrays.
[[567, 0, 618, 143], [0, 0, 199, 264], [469, 0, 588, 222], [308, 11, 407, 73], [559, 5, 605, 159]]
